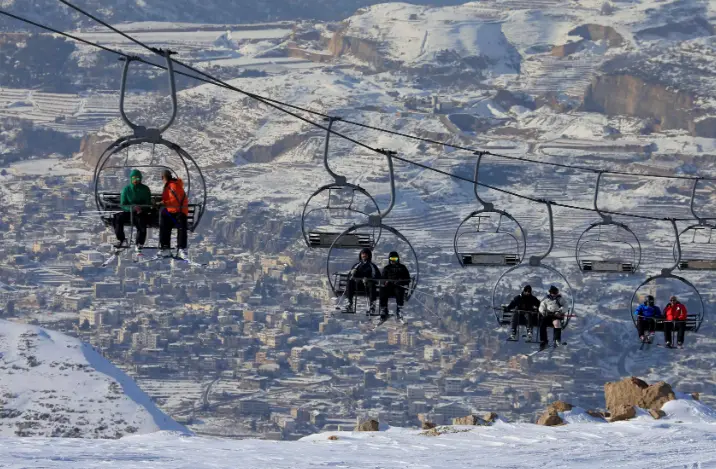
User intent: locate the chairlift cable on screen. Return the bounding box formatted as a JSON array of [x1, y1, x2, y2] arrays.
[[3, 6, 713, 223]]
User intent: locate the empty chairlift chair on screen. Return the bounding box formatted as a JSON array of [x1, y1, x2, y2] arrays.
[[301, 117, 381, 249], [576, 173, 641, 273], [454, 152, 526, 268], [675, 179, 716, 271]]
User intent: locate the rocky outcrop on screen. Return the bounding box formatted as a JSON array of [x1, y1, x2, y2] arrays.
[[635, 17, 714, 41], [569, 24, 624, 47], [494, 90, 535, 111], [582, 74, 707, 135], [649, 409, 666, 420], [609, 405, 636, 422], [551, 41, 585, 58], [355, 419, 379, 431], [482, 412, 499, 424], [452, 415, 481, 425], [238, 132, 314, 164], [537, 409, 563, 426], [604, 377, 676, 414], [692, 393, 700, 401], [77, 134, 116, 168], [328, 30, 395, 71], [586, 410, 607, 421], [548, 401, 573, 413], [421, 421, 437, 430]]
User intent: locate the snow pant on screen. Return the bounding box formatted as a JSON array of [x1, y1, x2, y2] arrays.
[[160, 210, 187, 250], [637, 316, 657, 337], [113, 211, 147, 245], [510, 310, 537, 334], [539, 314, 562, 344], [379, 282, 405, 308], [664, 321, 686, 345], [346, 277, 377, 304]]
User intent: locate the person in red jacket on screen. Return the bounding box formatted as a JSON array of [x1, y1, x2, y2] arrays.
[[663, 295, 688, 348], [159, 169, 189, 259]]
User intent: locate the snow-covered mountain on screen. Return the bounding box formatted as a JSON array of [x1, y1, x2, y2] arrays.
[[0, 397, 715, 467], [0, 0, 466, 30], [0, 319, 190, 438]]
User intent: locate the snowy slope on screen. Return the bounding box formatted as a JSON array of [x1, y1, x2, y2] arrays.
[[0, 399, 715, 468], [340, 3, 521, 73], [0, 320, 190, 438]]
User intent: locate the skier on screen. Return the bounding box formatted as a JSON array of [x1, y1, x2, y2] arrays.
[[159, 169, 189, 259], [378, 251, 411, 321], [113, 169, 152, 256], [538, 285, 566, 349], [506, 285, 541, 341], [633, 295, 661, 343], [663, 295, 688, 348], [341, 247, 381, 315]]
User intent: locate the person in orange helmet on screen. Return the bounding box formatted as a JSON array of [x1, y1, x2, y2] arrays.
[[159, 169, 189, 259]]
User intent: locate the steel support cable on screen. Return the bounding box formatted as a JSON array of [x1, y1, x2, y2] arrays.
[[5, 6, 714, 222], [49, 2, 716, 184]]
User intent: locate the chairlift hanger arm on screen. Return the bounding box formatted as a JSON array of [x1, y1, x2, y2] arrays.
[[593, 171, 611, 222], [530, 200, 555, 265], [118, 50, 177, 139], [472, 151, 493, 211], [689, 178, 705, 224], [669, 218, 681, 274], [375, 148, 397, 220], [322, 117, 346, 185]]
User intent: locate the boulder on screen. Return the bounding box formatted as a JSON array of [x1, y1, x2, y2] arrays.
[[421, 422, 437, 430], [355, 419, 379, 431], [586, 410, 607, 421], [548, 401, 573, 413], [641, 382, 676, 410], [649, 409, 666, 420], [537, 410, 563, 426], [482, 412, 499, 424], [604, 377, 675, 413], [328, 435, 339, 440], [609, 405, 636, 422], [692, 392, 700, 401], [452, 415, 481, 426]]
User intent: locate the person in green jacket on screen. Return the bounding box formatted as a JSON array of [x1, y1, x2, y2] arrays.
[[113, 169, 152, 253]]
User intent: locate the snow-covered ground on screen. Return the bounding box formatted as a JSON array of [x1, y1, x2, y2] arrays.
[[1, 399, 715, 468], [0, 320, 189, 438]]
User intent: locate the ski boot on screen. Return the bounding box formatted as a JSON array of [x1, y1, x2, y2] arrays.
[[395, 306, 403, 321], [341, 303, 355, 314], [508, 331, 517, 341], [134, 245, 144, 260], [177, 249, 189, 260], [526, 329, 534, 342], [368, 303, 378, 316], [379, 307, 389, 323]]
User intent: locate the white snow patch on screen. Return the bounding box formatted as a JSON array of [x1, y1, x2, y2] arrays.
[[0, 320, 190, 438]]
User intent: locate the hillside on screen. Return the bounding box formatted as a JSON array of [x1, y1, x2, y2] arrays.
[[0, 319, 190, 438], [0, 397, 715, 467]]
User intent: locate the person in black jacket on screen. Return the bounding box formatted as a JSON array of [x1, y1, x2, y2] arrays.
[[379, 251, 411, 320], [342, 248, 381, 314], [506, 285, 541, 341]]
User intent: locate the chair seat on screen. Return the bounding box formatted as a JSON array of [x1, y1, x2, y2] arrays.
[[580, 260, 634, 272], [461, 253, 520, 266], [98, 192, 199, 230]]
